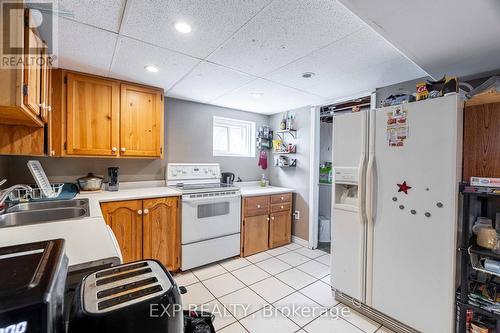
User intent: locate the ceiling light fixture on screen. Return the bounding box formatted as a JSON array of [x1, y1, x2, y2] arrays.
[[175, 22, 192, 33], [144, 65, 159, 73], [251, 91, 264, 98], [302, 72, 316, 78]]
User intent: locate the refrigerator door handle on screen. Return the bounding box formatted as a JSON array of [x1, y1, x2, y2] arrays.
[[357, 152, 366, 224], [365, 152, 376, 222]]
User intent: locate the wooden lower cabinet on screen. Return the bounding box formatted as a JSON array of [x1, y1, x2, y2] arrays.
[[142, 197, 180, 271], [100, 200, 143, 264], [241, 193, 292, 257], [242, 215, 270, 256], [269, 211, 292, 248], [101, 197, 180, 270]]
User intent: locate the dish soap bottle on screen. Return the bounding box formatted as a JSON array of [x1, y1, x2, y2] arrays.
[[260, 174, 267, 187]]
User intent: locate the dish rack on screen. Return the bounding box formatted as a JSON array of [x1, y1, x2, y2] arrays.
[[8, 183, 64, 202]]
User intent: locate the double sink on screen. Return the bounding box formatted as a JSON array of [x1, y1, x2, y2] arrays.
[[0, 199, 90, 228]]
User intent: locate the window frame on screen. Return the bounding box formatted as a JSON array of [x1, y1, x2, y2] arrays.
[[213, 116, 256, 157]]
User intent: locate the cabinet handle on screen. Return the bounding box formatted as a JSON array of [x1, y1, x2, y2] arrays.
[[50, 150, 55, 156], [281, 205, 284, 209], [271, 216, 275, 220], [281, 196, 284, 200], [112, 147, 117, 153], [121, 147, 126, 152], [143, 208, 149, 215], [137, 210, 143, 215], [257, 204, 261, 208], [267, 217, 270, 221]]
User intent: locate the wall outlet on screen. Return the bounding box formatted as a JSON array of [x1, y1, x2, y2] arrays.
[[293, 210, 300, 220]]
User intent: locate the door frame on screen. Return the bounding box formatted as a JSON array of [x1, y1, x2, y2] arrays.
[[308, 91, 376, 249]]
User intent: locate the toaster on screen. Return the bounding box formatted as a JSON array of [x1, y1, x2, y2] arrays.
[[68, 260, 183, 333]]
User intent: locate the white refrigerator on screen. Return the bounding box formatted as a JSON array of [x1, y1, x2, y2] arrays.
[[331, 94, 463, 333]]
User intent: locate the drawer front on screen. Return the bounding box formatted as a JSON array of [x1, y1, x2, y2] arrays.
[[270, 193, 292, 204], [244, 196, 269, 217], [271, 202, 291, 213]]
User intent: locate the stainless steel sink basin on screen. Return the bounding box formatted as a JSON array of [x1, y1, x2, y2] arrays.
[[0, 199, 90, 228], [6, 199, 89, 213]]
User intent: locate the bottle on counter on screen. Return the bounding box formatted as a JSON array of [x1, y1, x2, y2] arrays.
[[260, 174, 267, 187]]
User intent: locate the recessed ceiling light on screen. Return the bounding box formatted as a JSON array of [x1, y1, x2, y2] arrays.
[[144, 65, 159, 73], [251, 91, 264, 98], [302, 72, 316, 78], [175, 22, 192, 33]]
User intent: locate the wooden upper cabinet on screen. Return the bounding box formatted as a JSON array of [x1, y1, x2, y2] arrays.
[[0, 7, 48, 127], [269, 211, 291, 248], [101, 200, 143, 264], [24, 14, 44, 117], [120, 84, 164, 158], [50, 70, 164, 159], [142, 197, 179, 270], [66, 72, 120, 156]]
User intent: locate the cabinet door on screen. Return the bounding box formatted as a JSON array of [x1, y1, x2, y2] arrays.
[[242, 215, 269, 256], [23, 9, 44, 117], [101, 200, 143, 263], [66, 72, 120, 156], [269, 211, 291, 248], [142, 197, 179, 271], [40, 50, 50, 123], [120, 84, 163, 157]]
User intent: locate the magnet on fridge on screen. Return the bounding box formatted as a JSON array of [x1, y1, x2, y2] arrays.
[[397, 181, 412, 194]]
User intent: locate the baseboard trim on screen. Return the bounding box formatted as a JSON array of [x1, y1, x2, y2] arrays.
[[292, 236, 309, 247]]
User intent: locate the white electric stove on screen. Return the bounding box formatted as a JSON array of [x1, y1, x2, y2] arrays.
[[166, 163, 241, 270]]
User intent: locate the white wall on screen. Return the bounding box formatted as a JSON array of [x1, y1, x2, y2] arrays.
[[269, 106, 311, 241]]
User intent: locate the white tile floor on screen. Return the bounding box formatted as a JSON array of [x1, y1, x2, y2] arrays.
[[173, 242, 394, 333]]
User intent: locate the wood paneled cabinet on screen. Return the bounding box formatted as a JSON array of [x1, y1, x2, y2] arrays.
[[101, 197, 180, 271], [463, 98, 500, 181], [0, 6, 51, 127], [51, 69, 164, 158], [241, 193, 292, 257]]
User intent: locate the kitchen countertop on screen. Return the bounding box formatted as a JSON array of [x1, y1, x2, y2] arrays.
[[0, 217, 119, 268], [237, 183, 295, 197], [0, 183, 181, 268], [76, 186, 181, 218]]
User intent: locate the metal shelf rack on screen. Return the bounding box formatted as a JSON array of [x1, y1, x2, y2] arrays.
[[457, 183, 500, 332]]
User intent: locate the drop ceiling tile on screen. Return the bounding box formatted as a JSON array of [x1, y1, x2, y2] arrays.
[[110, 36, 200, 91], [209, 0, 365, 76], [305, 55, 426, 99], [265, 28, 401, 90], [167, 62, 256, 103], [339, 0, 500, 78], [55, 18, 117, 76], [120, 0, 272, 59], [211, 79, 325, 114], [55, 0, 126, 32]]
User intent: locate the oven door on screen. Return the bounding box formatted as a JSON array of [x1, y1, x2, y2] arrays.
[[181, 192, 241, 244]]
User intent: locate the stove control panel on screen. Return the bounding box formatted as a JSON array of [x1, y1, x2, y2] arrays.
[[166, 163, 221, 181]]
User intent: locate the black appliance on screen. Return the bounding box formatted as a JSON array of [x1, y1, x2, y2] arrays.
[[68, 260, 183, 333], [107, 167, 119, 192], [220, 172, 235, 185], [0, 239, 68, 333]]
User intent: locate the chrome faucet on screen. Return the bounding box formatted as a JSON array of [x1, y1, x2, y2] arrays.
[[0, 182, 34, 208]]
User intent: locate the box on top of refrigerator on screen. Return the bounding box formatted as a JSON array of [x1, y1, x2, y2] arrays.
[[470, 177, 500, 188]]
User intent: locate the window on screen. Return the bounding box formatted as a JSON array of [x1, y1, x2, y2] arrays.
[[213, 116, 255, 157]]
